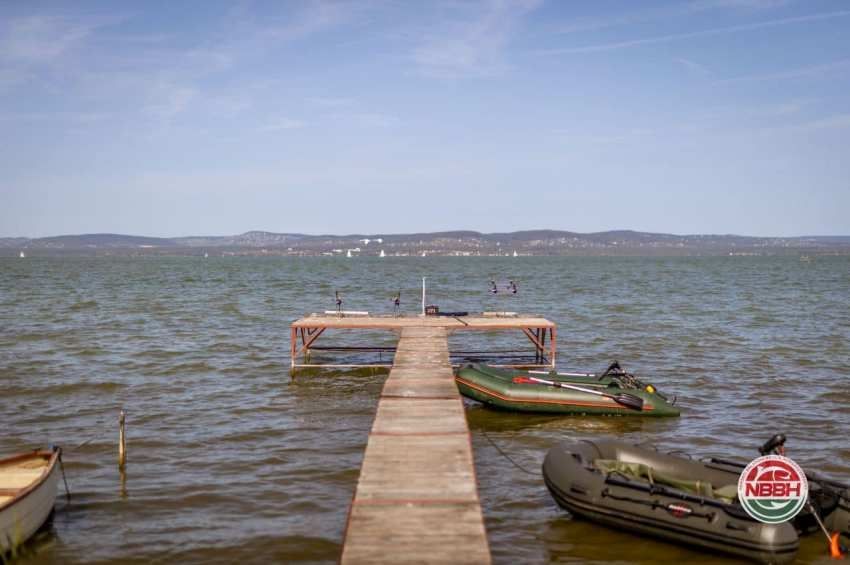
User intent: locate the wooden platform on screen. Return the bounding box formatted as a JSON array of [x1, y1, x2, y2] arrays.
[[340, 327, 491, 564], [290, 314, 556, 371]]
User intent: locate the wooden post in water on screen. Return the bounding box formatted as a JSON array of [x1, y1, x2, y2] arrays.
[[420, 276, 426, 316], [118, 410, 126, 470]]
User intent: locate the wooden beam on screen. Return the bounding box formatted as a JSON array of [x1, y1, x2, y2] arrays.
[[293, 327, 326, 361], [521, 327, 546, 356]]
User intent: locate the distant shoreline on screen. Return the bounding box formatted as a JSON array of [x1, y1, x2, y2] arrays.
[[2, 228, 849, 258]]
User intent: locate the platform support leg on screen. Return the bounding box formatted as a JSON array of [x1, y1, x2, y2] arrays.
[[540, 328, 547, 364], [549, 327, 556, 368], [290, 326, 298, 376]]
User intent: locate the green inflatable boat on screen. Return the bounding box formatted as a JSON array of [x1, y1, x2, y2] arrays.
[[455, 362, 680, 417]]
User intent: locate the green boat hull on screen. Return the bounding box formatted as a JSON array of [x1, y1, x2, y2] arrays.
[[455, 363, 680, 417]]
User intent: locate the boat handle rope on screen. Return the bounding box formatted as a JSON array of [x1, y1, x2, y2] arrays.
[[601, 487, 716, 521], [603, 474, 750, 517]]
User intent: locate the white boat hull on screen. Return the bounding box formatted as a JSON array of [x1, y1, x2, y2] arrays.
[[0, 451, 59, 552]]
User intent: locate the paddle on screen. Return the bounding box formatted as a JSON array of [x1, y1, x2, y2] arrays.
[[513, 375, 645, 411]]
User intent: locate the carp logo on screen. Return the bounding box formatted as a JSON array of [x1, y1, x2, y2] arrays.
[[737, 455, 808, 524]]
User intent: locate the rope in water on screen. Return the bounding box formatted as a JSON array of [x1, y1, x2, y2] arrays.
[[57, 448, 71, 502], [480, 430, 537, 476]]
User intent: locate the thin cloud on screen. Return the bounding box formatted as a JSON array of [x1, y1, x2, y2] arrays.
[[792, 113, 850, 132], [542, 10, 850, 55], [554, 0, 792, 35], [706, 0, 792, 9], [331, 113, 399, 128], [0, 111, 111, 123], [261, 1, 360, 42], [751, 112, 850, 136], [309, 96, 355, 107], [0, 14, 121, 62], [259, 118, 307, 131], [716, 58, 850, 83], [674, 57, 712, 77], [144, 82, 197, 119], [414, 0, 542, 77]]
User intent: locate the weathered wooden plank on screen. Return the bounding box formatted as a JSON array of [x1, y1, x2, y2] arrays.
[[291, 315, 554, 330], [381, 377, 459, 398], [395, 342, 449, 352], [387, 367, 455, 380], [392, 352, 451, 367], [399, 327, 450, 337], [371, 398, 467, 435], [342, 503, 490, 564], [355, 434, 478, 501]]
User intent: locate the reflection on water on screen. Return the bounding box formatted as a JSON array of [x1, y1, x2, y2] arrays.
[[0, 256, 848, 563]]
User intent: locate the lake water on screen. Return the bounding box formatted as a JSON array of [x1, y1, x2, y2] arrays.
[[2, 256, 848, 564]]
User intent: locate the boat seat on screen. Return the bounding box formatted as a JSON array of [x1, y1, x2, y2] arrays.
[[0, 495, 13, 506], [0, 469, 45, 489], [596, 459, 738, 503]]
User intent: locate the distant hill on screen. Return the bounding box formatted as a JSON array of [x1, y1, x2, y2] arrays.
[[30, 233, 178, 248], [2, 230, 849, 256]]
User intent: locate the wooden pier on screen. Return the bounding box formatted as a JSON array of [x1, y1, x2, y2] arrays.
[[340, 326, 491, 564], [288, 313, 556, 563], [289, 314, 556, 372]]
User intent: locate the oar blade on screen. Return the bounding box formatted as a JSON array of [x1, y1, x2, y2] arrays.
[[614, 393, 645, 411]]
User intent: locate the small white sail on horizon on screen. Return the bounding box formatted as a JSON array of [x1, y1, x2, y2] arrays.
[[379, 249, 386, 258], [19, 251, 25, 258], [512, 250, 518, 257], [346, 249, 353, 258]]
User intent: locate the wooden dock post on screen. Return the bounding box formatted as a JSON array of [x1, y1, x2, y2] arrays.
[[341, 326, 491, 564], [118, 410, 126, 470]]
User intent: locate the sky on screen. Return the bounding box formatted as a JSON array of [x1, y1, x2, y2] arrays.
[[1, 0, 849, 238]]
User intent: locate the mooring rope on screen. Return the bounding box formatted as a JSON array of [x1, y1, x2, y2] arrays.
[[480, 430, 537, 476], [57, 448, 71, 502]]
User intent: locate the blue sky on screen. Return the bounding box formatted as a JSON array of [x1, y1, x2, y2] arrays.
[[1, 0, 848, 237]]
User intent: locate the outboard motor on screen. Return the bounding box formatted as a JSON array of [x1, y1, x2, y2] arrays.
[[759, 434, 786, 456], [760, 434, 848, 558]]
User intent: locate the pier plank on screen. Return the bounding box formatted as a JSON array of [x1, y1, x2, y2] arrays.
[[371, 398, 467, 435], [386, 367, 454, 380], [381, 377, 458, 398], [355, 434, 478, 501], [342, 503, 490, 564]]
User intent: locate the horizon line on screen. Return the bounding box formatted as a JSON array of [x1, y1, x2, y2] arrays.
[[4, 229, 850, 240]]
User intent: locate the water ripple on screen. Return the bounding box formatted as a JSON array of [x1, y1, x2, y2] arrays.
[[0, 256, 848, 564]]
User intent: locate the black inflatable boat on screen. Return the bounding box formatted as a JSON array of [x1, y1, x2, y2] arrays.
[[543, 436, 850, 563]]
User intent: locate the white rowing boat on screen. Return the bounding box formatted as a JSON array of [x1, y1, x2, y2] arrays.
[[0, 450, 59, 553]]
